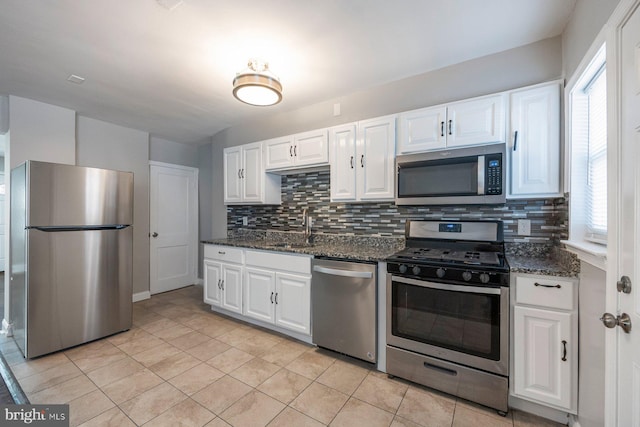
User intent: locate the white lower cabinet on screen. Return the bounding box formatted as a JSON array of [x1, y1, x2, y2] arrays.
[[512, 273, 578, 413], [203, 245, 244, 315]]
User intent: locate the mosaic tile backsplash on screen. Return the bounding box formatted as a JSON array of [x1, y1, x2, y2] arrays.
[[227, 171, 568, 243]]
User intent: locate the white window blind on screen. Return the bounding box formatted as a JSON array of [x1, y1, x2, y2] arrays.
[[584, 66, 607, 242]]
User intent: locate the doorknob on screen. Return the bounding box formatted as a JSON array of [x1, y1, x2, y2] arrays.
[[600, 312, 632, 333], [152, 232, 158, 238], [617, 276, 632, 294]]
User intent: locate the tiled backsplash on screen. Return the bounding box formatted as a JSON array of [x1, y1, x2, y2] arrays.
[[227, 171, 568, 243]]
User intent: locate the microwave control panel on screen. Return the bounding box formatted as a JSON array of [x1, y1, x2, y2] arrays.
[[485, 154, 502, 195]]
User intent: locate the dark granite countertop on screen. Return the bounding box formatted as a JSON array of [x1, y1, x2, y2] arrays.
[[505, 243, 579, 278]]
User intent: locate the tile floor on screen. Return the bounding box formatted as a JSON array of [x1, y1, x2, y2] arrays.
[[0, 285, 566, 426]]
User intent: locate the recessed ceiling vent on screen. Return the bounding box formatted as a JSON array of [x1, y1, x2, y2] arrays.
[[156, 0, 184, 10], [67, 74, 85, 84]]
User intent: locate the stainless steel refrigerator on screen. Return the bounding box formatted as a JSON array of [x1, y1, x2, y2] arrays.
[[10, 161, 134, 359]]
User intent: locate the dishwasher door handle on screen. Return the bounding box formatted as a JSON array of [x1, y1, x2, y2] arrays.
[[313, 265, 373, 279]]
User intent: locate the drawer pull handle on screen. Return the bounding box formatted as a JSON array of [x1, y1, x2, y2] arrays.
[[217, 279, 222, 290], [534, 282, 561, 289], [218, 251, 226, 255], [561, 340, 567, 362], [423, 362, 457, 376], [270, 292, 274, 304], [274, 292, 278, 304]]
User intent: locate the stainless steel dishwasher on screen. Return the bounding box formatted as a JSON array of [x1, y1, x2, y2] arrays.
[[311, 258, 377, 363]]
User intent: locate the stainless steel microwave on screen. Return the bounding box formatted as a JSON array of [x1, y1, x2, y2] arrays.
[[395, 143, 506, 205]]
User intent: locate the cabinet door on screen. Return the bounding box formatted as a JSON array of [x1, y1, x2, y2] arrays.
[[264, 137, 294, 170], [244, 267, 276, 324], [242, 142, 263, 203], [329, 124, 357, 201], [513, 305, 573, 410], [357, 116, 396, 201], [509, 84, 561, 197], [447, 94, 505, 148], [223, 147, 242, 203], [203, 260, 222, 306], [295, 129, 329, 167], [221, 264, 243, 314], [275, 272, 310, 335], [397, 106, 447, 153]]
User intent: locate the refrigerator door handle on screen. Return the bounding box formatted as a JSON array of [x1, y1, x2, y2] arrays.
[[27, 225, 131, 232]]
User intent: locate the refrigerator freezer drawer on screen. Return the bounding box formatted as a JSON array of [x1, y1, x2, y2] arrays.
[[22, 227, 133, 358]]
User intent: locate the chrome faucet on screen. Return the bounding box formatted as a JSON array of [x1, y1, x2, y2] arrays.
[[302, 208, 312, 244]]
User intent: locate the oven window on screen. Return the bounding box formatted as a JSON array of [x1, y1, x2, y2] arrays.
[[398, 157, 478, 197], [391, 280, 501, 360]]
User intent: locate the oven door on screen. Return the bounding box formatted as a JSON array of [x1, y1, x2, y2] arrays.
[[386, 274, 509, 376]]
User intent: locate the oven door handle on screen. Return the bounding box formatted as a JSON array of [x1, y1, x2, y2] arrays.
[[391, 275, 501, 295]]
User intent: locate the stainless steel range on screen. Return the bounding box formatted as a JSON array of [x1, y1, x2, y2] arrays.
[[386, 220, 510, 414]]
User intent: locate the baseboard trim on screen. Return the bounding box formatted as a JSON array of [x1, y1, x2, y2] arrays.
[[195, 278, 203, 286], [133, 291, 151, 302], [1, 319, 12, 337]]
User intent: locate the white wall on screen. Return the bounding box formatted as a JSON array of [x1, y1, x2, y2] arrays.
[[149, 136, 200, 168], [76, 116, 150, 295]]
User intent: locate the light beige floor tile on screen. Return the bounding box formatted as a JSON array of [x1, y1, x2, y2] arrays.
[[185, 338, 231, 361], [234, 334, 281, 357], [68, 389, 115, 427], [168, 363, 225, 396], [140, 317, 182, 334], [192, 375, 252, 415], [353, 372, 408, 413], [149, 324, 195, 341], [286, 350, 336, 380], [170, 331, 213, 350], [181, 313, 220, 330], [65, 340, 127, 373], [330, 397, 394, 427], [267, 407, 324, 427], [391, 416, 422, 427], [229, 357, 280, 387], [199, 320, 240, 339], [290, 381, 349, 424], [260, 341, 309, 367], [133, 310, 165, 327], [317, 359, 368, 395], [86, 356, 145, 388], [204, 418, 232, 426], [149, 351, 201, 380], [396, 386, 455, 427], [219, 390, 285, 427], [455, 399, 513, 424], [452, 404, 512, 427], [257, 368, 312, 404], [107, 328, 150, 346], [132, 342, 182, 367], [143, 398, 215, 427], [216, 327, 258, 347], [116, 334, 165, 356], [19, 360, 83, 394], [77, 407, 136, 427], [101, 368, 164, 404], [11, 352, 70, 379], [119, 382, 187, 425], [206, 347, 254, 373], [28, 374, 97, 404], [3, 349, 27, 366], [513, 409, 565, 427]]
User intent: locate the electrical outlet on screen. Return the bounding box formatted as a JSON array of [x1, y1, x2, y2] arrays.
[[518, 219, 531, 236], [242, 216, 248, 226], [333, 103, 341, 116]]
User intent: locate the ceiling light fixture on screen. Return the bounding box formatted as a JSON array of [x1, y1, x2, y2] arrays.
[[232, 59, 282, 106]]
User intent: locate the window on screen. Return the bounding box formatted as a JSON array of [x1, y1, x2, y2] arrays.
[[569, 44, 607, 246]]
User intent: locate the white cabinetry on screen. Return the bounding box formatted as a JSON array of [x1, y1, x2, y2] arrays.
[[508, 82, 561, 198], [329, 115, 396, 202], [203, 245, 244, 314], [264, 129, 329, 171], [223, 142, 281, 205], [512, 273, 578, 413], [243, 250, 311, 335], [397, 94, 505, 154]]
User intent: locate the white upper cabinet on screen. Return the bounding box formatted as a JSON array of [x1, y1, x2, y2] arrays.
[[397, 94, 505, 154], [508, 82, 561, 198], [264, 128, 329, 171], [329, 116, 396, 202], [224, 142, 281, 205]]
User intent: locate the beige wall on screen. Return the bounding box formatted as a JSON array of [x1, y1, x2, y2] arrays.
[[76, 116, 150, 295]]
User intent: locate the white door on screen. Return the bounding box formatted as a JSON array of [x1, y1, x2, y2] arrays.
[[275, 272, 310, 334], [615, 4, 640, 425], [329, 124, 357, 201], [223, 147, 242, 203], [242, 143, 263, 203], [357, 116, 396, 201], [203, 260, 222, 306], [149, 162, 198, 294], [221, 264, 243, 314], [244, 267, 275, 323]]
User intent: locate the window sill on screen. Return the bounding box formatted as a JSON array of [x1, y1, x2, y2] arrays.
[[561, 239, 607, 271]]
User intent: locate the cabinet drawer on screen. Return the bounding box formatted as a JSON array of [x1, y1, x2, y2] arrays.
[[204, 245, 244, 264], [515, 275, 575, 310], [245, 250, 311, 275]]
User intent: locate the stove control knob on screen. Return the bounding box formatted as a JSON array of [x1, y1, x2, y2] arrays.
[[436, 268, 446, 278], [399, 264, 408, 274], [412, 266, 421, 275], [480, 273, 490, 284], [462, 271, 473, 282]]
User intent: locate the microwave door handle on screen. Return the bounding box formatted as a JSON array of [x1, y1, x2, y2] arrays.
[[477, 155, 485, 195]]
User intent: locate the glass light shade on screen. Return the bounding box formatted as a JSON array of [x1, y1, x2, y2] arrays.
[[232, 61, 283, 106]]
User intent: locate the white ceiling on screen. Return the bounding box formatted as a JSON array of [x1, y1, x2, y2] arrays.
[[0, 0, 576, 144]]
